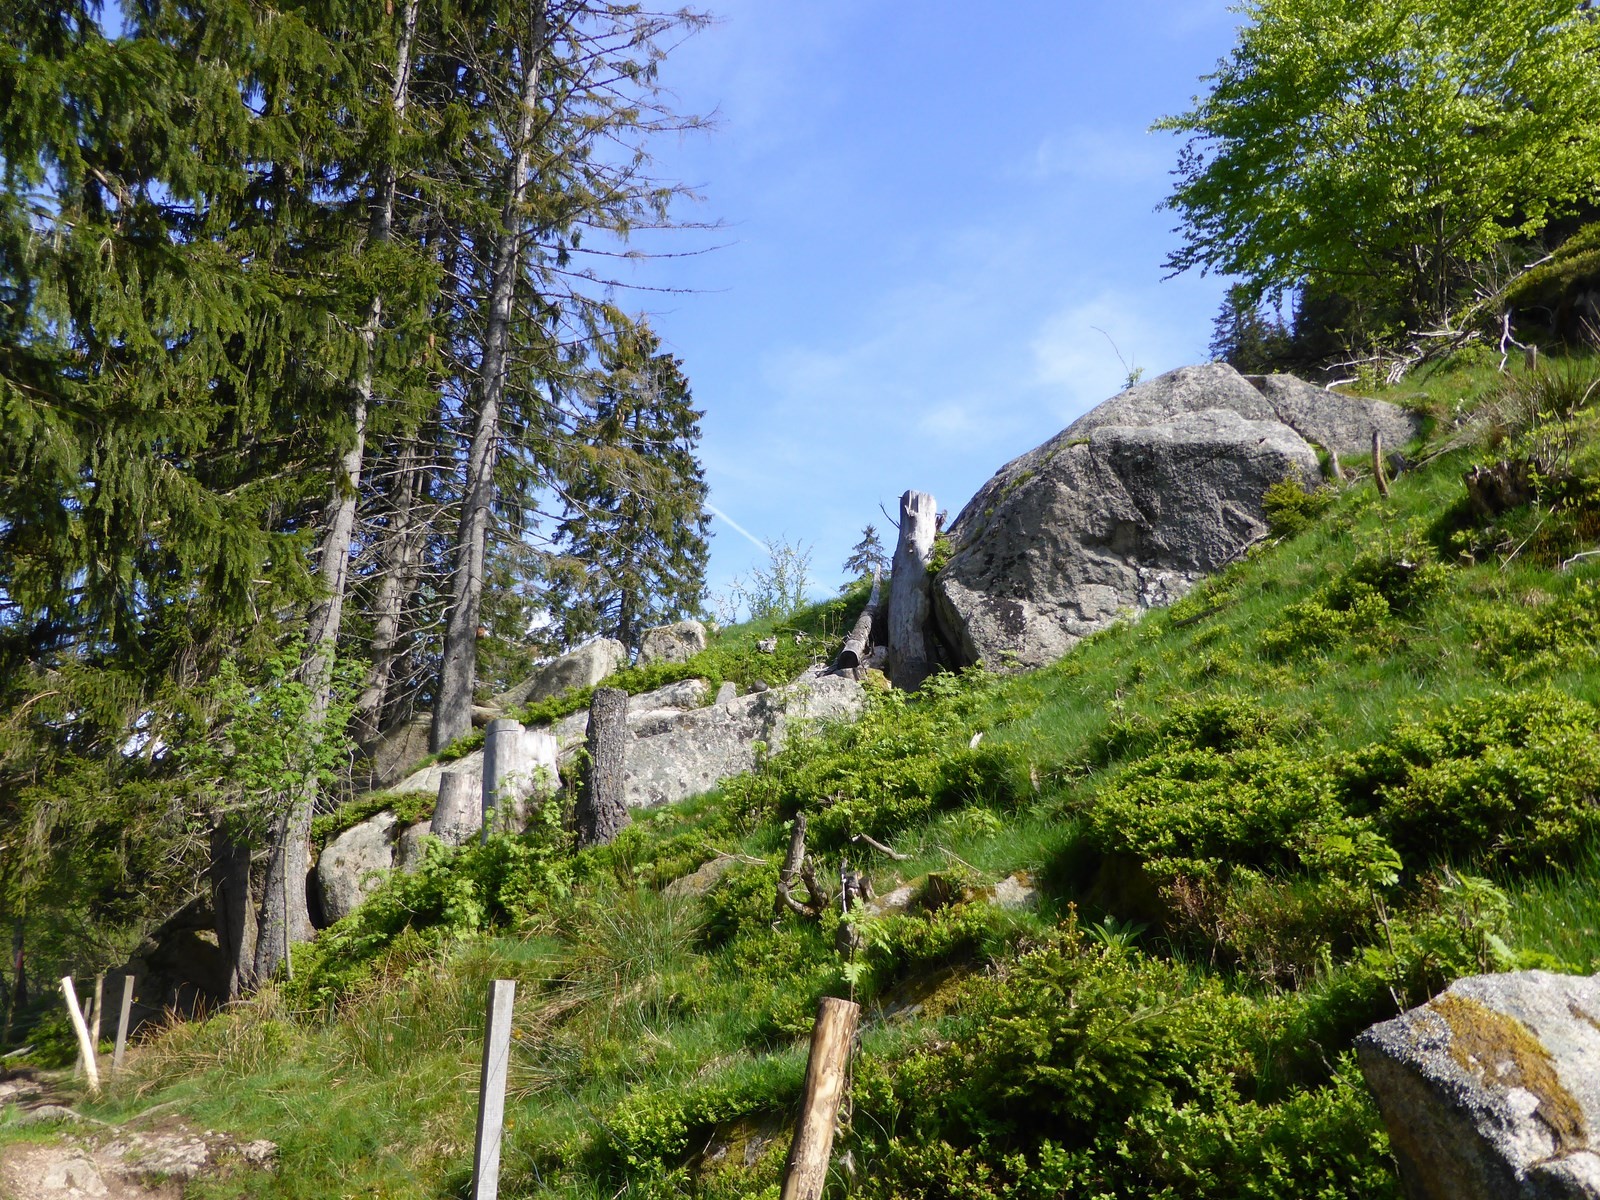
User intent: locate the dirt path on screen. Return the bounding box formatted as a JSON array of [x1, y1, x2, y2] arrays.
[[0, 1071, 274, 1200]]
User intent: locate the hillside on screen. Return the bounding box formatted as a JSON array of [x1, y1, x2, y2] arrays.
[[15, 354, 1600, 1198]]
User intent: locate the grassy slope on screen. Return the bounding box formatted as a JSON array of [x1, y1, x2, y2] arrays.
[[60, 354, 1600, 1198]]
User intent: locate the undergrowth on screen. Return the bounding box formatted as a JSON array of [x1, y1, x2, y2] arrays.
[[80, 352, 1600, 1198]]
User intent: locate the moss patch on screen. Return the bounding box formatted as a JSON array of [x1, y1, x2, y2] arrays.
[[1430, 992, 1585, 1150]]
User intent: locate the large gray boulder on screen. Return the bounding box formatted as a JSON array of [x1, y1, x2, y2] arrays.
[[1357, 970, 1600, 1200], [638, 620, 708, 665], [1245, 372, 1422, 456], [491, 638, 626, 710], [935, 384, 1321, 670], [317, 812, 398, 924]]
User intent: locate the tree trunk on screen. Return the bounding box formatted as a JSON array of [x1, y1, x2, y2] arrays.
[[433, 13, 547, 753], [255, 0, 419, 982], [576, 686, 629, 849], [354, 435, 426, 746], [2, 915, 23, 1042], [887, 490, 937, 689], [210, 814, 256, 1001]]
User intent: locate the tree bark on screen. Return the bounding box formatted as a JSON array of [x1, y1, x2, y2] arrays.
[[1372, 429, 1390, 498], [255, 0, 420, 982], [833, 570, 881, 672], [2, 916, 23, 1043], [433, 11, 547, 753], [780, 997, 860, 1200], [887, 490, 937, 690], [210, 814, 256, 1002], [576, 686, 629, 849]]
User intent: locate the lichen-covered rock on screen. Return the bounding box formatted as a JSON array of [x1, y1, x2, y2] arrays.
[[936, 385, 1321, 671], [491, 638, 625, 710], [1356, 970, 1600, 1200], [391, 727, 559, 802], [316, 812, 398, 925], [617, 666, 864, 809], [932, 364, 1421, 674], [1245, 372, 1422, 457], [638, 620, 708, 665]]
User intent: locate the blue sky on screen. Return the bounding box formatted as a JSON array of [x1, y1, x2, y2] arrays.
[[619, 0, 1248, 610]]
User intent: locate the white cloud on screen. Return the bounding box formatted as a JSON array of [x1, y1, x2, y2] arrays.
[[1024, 128, 1168, 185]]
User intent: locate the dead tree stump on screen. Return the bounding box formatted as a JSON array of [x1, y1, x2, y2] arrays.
[[576, 687, 630, 849], [887, 489, 937, 690]]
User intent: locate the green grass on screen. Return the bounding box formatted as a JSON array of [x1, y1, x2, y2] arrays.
[[65, 352, 1600, 1198]]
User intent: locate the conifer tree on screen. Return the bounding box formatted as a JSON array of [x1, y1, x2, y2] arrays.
[[546, 326, 711, 651], [843, 526, 891, 582]]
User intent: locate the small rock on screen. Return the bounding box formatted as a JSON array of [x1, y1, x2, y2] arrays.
[[750, 679, 770, 693], [16, 1104, 81, 1125], [238, 1139, 278, 1168], [714, 681, 738, 705], [991, 871, 1038, 910], [866, 883, 915, 918], [757, 638, 777, 654], [663, 855, 740, 899], [41, 1153, 105, 1195]]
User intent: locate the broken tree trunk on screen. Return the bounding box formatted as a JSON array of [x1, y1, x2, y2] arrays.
[[833, 570, 882, 672], [576, 687, 630, 849], [887, 490, 937, 690], [774, 813, 828, 921], [1372, 429, 1390, 498], [780, 996, 861, 1200]]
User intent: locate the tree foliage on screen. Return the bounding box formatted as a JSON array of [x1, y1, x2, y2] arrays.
[[1160, 0, 1600, 332]]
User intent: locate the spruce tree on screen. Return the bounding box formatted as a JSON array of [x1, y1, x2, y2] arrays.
[[843, 525, 891, 582], [546, 325, 711, 651]]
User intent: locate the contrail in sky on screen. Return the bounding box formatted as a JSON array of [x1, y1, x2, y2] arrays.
[[705, 503, 767, 554]]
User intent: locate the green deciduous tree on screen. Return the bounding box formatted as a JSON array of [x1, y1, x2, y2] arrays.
[[1160, 0, 1600, 334]]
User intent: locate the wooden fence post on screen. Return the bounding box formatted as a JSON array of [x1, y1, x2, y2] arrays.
[[112, 973, 134, 1075], [471, 978, 516, 1200], [73, 973, 103, 1079], [59, 977, 100, 1096], [780, 996, 860, 1200]]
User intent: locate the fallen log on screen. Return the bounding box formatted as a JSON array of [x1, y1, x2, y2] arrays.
[[832, 570, 882, 672]]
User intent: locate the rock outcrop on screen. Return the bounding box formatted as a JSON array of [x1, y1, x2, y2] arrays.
[[391, 726, 560, 801], [638, 619, 708, 665], [1356, 970, 1600, 1200], [617, 665, 862, 809], [933, 364, 1416, 671], [317, 812, 398, 924], [491, 637, 626, 710]]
